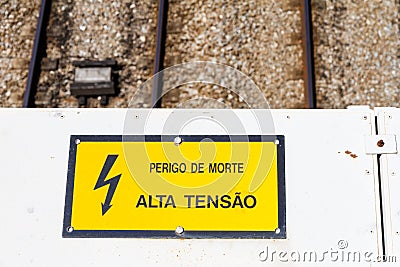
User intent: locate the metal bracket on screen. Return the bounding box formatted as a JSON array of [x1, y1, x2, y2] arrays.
[[70, 60, 118, 106], [364, 134, 397, 155]]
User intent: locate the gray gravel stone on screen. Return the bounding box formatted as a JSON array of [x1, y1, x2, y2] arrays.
[[162, 0, 305, 109], [312, 0, 399, 108], [0, 0, 39, 107]]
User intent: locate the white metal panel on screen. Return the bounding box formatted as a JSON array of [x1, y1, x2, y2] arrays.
[[376, 108, 400, 258], [0, 109, 383, 266]]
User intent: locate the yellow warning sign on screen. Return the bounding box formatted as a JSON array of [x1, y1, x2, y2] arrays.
[[63, 135, 285, 238]]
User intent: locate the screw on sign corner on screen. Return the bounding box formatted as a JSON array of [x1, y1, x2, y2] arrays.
[[174, 136, 183, 146], [377, 140, 385, 147]]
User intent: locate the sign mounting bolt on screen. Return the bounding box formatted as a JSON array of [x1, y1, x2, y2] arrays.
[[377, 140, 385, 147], [174, 136, 182, 146], [175, 226, 184, 235], [75, 139, 81, 145]]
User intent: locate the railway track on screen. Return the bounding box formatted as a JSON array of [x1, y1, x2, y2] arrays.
[[20, 0, 315, 109], [10, 0, 398, 109], [25, 0, 158, 108]]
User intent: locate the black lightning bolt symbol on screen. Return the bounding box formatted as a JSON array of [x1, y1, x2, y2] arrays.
[[94, 155, 121, 216]]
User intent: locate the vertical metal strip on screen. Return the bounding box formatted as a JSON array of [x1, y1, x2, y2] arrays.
[[300, 0, 317, 109], [151, 0, 169, 108], [23, 0, 52, 108]]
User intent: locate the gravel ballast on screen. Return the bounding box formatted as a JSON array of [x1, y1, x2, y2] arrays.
[[0, 0, 398, 109]]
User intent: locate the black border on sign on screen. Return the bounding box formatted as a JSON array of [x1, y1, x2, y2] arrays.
[[62, 135, 286, 239]]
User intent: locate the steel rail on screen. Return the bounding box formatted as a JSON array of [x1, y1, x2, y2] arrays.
[[151, 0, 169, 108], [300, 0, 317, 108], [23, 0, 52, 108]]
